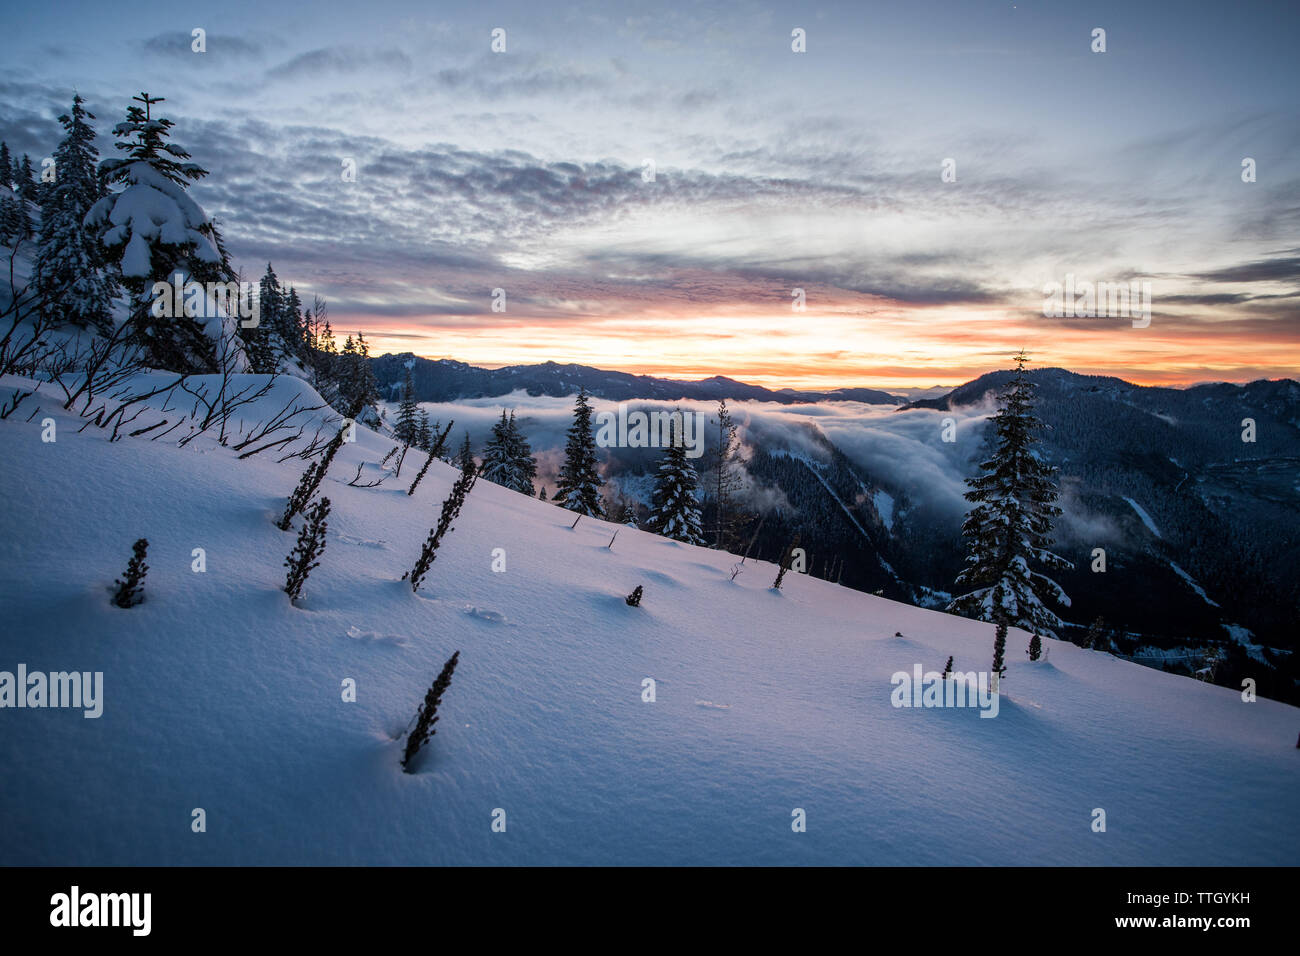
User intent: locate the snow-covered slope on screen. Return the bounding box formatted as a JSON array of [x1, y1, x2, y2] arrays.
[[1, 373, 1296, 865]]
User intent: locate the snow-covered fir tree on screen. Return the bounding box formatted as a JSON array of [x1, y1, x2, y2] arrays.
[[32, 96, 119, 331], [15, 154, 40, 213], [479, 410, 537, 495], [946, 351, 1072, 638], [618, 500, 639, 527], [244, 262, 284, 373], [0, 189, 27, 245], [505, 411, 538, 495], [416, 409, 432, 451], [453, 431, 474, 472], [646, 412, 705, 545], [86, 92, 243, 372], [394, 364, 419, 445], [479, 411, 514, 487], [341, 331, 380, 425], [0, 152, 36, 244], [283, 285, 306, 367], [707, 398, 745, 550], [553, 389, 605, 517]]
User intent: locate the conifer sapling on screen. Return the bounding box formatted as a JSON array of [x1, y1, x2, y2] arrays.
[[112, 538, 149, 608], [404, 461, 477, 592], [401, 650, 460, 772], [625, 585, 643, 607], [283, 497, 330, 602], [992, 616, 1008, 680], [276, 402, 358, 530], [772, 533, 801, 590], [407, 419, 453, 496]]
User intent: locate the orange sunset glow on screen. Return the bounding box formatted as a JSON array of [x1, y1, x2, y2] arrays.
[[340, 298, 1300, 391]]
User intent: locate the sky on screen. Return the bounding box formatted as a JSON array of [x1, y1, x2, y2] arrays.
[[2, 0, 1298, 389]]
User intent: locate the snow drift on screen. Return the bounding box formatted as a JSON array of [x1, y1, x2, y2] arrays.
[[0, 371, 1296, 865]]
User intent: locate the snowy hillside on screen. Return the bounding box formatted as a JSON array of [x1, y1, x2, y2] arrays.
[[1, 371, 1297, 866]]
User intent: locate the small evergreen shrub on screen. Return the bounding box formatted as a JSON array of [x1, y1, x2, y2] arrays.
[[404, 461, 477, 592], [112, 538, 149, 608], [283, 497, 330, 602], [992, 616, 1008, 679], [401, 650, 460, 772], [771, 534, 801, 590]]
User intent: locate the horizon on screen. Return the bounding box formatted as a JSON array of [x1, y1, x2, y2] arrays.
[[371, 351, 1297, 396]]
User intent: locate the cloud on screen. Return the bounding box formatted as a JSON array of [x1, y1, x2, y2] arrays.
[[1189, 251, 1300, 284], [411, 391, 997, 522], [265, 47, 413, 82], [141, 31, 269, 59]]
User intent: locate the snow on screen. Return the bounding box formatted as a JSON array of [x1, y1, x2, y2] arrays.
[[1222, 624, 1270, 665], [873, 489, 895, 531], [1168, 561, 1220, 608], [1, 372, 1297, 865], [1122, 496, 1162, 538], [87, 161, 222, 277]]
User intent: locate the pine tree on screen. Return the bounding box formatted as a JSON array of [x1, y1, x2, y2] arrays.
[[283, 285, 306, 365], [86, 92, 241, 372], [538, 487, 548, 501], [646, 411, 705, 545], [479, 410, 514, 487], [619, 500, 639, 527], [33, 96, 119, 331], [477, 409, 536, 495], [452, 431, 474, 473], [942, 656, 953, 679], [347, 332, 379, 422], [992, 606, 1008, 680], [1083, 615, 1107, 651], [946, 351, 1072, 639], [708, 398, 746, 550], [401, 651, 460, 772], [395, 365, 419, 445], [15, 154, 39, 207], [6, 155, 36, 240], [554, 389, 605, 517], [416, 409, 432, 451], [505, 411, 537, 495], [0, 194, 25, 246], [1027, 633, 1043, 661], [325, 329, 379, 423], [244, 262, 285, 372], [0, 144, 26, 245], [112, 538, 150, 608]]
